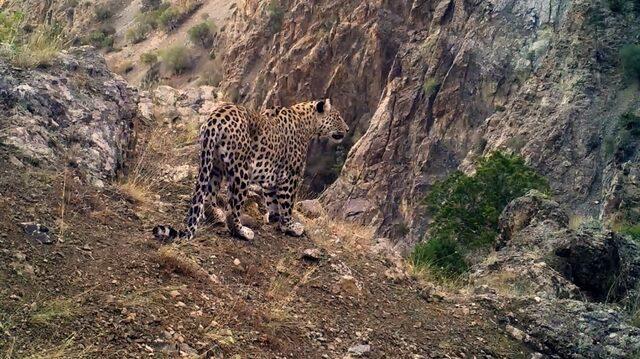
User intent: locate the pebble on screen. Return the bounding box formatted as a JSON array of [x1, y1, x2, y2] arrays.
[[347, 344, 371, 356]]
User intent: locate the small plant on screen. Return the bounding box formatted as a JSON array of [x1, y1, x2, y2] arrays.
[[126, 23, 152, 44], [423, 78, 439, 98], [610, 112, 640, 162], [140, 51, 158, 66], [620, 44, 640, 82], [411, 152, 549, 277], [188, 20, 215, 48], [94, 3, 115, 21], [85, 28, 115, 50], [159, 7, 181, 31], [620, 224, 640, 242], [141, 0, 162, 12], [161, 45, 192, 75], [267, 0, 285, 34]]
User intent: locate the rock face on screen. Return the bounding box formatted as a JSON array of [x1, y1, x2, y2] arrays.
[[472, 191, 640, 357], [0, 47, 137, 185], [219, 0, 640, 245]]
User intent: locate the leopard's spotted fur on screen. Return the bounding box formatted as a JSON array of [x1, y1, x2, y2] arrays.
[[153, 100, 348, 242]]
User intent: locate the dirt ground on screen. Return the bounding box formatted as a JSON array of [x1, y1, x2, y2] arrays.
[[0, 132, 529, 358]]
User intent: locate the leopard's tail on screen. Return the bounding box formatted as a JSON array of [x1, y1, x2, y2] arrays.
[[152, 225, 189, 243]]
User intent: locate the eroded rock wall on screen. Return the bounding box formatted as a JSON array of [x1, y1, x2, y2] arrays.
[[219, 0, 639, 246]]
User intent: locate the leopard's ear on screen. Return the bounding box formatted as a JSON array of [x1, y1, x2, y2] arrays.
[[315, 99, 331, 113]]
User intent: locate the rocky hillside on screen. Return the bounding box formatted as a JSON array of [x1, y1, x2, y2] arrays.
[[216, 0, 640, 247]]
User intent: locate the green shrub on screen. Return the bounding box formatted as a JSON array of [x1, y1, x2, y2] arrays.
[[620, 224, 640, 242], [423, 78, 439, 98], [94, 4, 114, 21], [159, 7, 181, 32], [141, 0, 162, 12], [412, 235, 468, 277], [140, 51, 158, 66], [267, 0, 285, 34], [161, 45, 192, 74], [610, 112, 640, 162], [188, 20, 215, 48], [620, 44, 640, 82], [126, 23, 152, 44], [411, 152, 549, 277], [86, 28, 115, 49]]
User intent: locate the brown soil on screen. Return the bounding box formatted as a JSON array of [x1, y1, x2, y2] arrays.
[[0, 138, 528, 358]]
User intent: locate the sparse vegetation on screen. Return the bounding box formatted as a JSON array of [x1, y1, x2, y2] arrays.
[[94, 3, 115, 21], [85, 27, 115, 50], [140, 51, 158, 66], [188, 20, 215, 48], [411, 152, 549, 278], [30, 299, 76, 327], [423, 78, 440, 98], [159, 6, 181, 31], [620, 224, 640, 242], [126, 23, 153, 44], [267, 0, 285, 34], [0, 11, 66, 68], [607, 111, 640, 162], [620, 44, 640, 82], [160, 45, 192, 75], [141, 0, 162, 12]]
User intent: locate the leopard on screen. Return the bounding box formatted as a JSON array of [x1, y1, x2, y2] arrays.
[[153, 99, 348, 242]]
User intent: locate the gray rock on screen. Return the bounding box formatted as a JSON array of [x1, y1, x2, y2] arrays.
[[297, 199, 325, 219], [0, 47, 137, 183], [347, 344, 371, 356]]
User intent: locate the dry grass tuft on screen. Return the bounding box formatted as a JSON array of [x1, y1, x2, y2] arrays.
[[302, 214, 375, 254], [156, 245, 217, 284], [23, 336, 94, 359], [29, 298, 77, 327]]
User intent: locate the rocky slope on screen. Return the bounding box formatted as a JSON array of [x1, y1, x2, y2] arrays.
[[0, 46, 137, 186], [217, 0, 640, 247]]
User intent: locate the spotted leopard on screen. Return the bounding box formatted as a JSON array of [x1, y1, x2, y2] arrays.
[[153, 99, 348, 242]]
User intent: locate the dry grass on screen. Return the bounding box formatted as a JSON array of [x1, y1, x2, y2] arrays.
[[22, 336, 94, 359], [29, 298, 77, 327], [408, 263, 468, 292], [302, 215, 375, 254], [156, 245, 217, 284]]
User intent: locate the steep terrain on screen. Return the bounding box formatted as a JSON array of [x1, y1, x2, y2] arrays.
[[0, 53, 530, 358], [216, 0, 640, 248]]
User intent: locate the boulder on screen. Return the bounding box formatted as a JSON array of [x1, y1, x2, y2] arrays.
[[0, 47, 137, 184]]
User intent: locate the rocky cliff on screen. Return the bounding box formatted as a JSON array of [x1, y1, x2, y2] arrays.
[[218, 0, 640, 246]]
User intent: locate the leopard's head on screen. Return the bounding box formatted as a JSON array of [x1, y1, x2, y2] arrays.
[[313, 99, 349, 144]]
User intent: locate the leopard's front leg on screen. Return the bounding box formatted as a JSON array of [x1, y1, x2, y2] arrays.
[[276, 176, 304, 237]]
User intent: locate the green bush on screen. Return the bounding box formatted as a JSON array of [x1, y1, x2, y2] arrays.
[[86, 28, 115, 49], [159, 7, 181, 32], [610, 112, 640, 162], [188, 21, 215, 48], [423, 78, 439, 98], [411, 152, 549, 277], [620, 224, 640, 242], [161, 45, 192, 74], [140, 51, 158, 66], [141, 0, 162, 12], [412, 235, 468, 277], [94, 4, 114, 21], [620, 44, 640, 82], [267, 0, 285, 33], [126, 23, 152, 44]]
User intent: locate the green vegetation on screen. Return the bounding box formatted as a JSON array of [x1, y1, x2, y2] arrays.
[[607, 112, 640, 162], [160, 45, 192, 75], [267, 0, 285, 33], [141, 0, 162, 12], [0, 11, 65, 68], [126, 23, 153, 44], [159, 7, 181, 31], [411, 152, 549, 278], [94, 3, 115, 21], [140, 51, 158, 66], [423, 78, 440, 98], [620, 44, 640, 82], [30, 299, 76, 327], [85, 27, 115, 50], [188, 20, 216, 48], [620, 224, 640, 242]]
